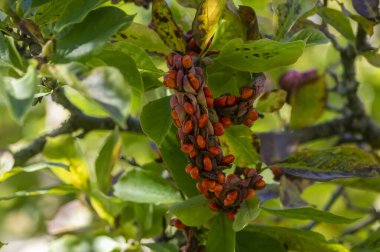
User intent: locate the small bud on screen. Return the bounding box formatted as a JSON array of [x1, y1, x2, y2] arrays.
[[182, 55, 193, 69], [198, 114, 209, 128], [183, 120, 193, 134], [203, 156, 213, 171], [190, 167, 200, 179], [213, 122, 224, 136]]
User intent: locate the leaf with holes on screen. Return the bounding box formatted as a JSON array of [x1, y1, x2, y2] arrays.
[[192, 0, 227, 51], [256, 89, 287, 113], [216, 38, 305, 73], [274, 146, 380, 180], [221, 125, 260, 167], [152, 0, 186, 53]]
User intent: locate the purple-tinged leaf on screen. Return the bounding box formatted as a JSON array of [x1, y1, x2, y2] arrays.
[[279, 176, 309, 208], [256, 183, 280, 203], [258, 132, 298, 165], [352, 0, 379, 19]]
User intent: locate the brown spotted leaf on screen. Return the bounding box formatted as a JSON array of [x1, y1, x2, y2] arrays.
[[238, 5, 261, 41], [216, 38, 305, 73], [274, 146, 380, 180], [256, 89, 287, 113], [192, 0, 227, 51], [152, 0, 186, 53]]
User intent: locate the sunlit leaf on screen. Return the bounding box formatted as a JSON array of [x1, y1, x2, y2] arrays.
[[290, 74, 326, 128], [90, 190, 125, 224], [169, 195, 217, 226], [216, 38, 305, 73], [364, 51, 380, 67], [114, 169, 182, 204], [0, 184, 77, 200], [192, 0, 227, 51], [152, 0, 186, 53], [43, 135, 90, 189], [233, 197, 261, 232], [221, 125, 260, 167], [256, 89, 287, 113], [351, 228, 380, 252], [274, 146, 380, 180]]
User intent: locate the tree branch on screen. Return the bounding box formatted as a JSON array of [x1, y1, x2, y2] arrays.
[[13, 87, 142, 166]]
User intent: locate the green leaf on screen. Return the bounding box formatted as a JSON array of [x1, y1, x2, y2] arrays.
[[243, 225, 349, 252], [236, 232, 286, 252], [216, 38, 305, 73], [192, 0, 227, 51], [152, 0, 186, 53], [144, 243, 179, 252], [114, 169, 182, 204], [43, 135, 90, 189], [141, 96, 172, 146], [233, 197, 261, 232], [0, 33, 24, 72], [221, 125, 260, 167], [0, 64, 37, 123], [169, 195, 217, 227], [261, 206, 357, 224], [35, 0, 70, 33], [54, 0, 100, 33], [364, 51, 380, 67], [333, 177, 380, 192], [55, 6, 134, 60], [209, 7, 246, 51], [114, 22, 171, 55], [0, 162, 68, 183], [289, 28, 329, 47], [256, 89, 287, 113], [207, 64, 251, 97], [0, 184, 77, 200], [160, 127, 199, 197], [95, 130, 122, 193], [96, 49, 143, 94], [317, 8, 355, 40], [54, 65, 131, 126], [290, 74, 326, 128], [351, 228, 380, 252], [274, 0, 318, 40], [89, 190, 125, 224], [274, 146, 380, 180], [104, 42, 162, 74], [206, 214, 235, 252]]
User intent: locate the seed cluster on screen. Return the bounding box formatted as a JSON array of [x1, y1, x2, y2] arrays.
[[164, 52, 265, 220]]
